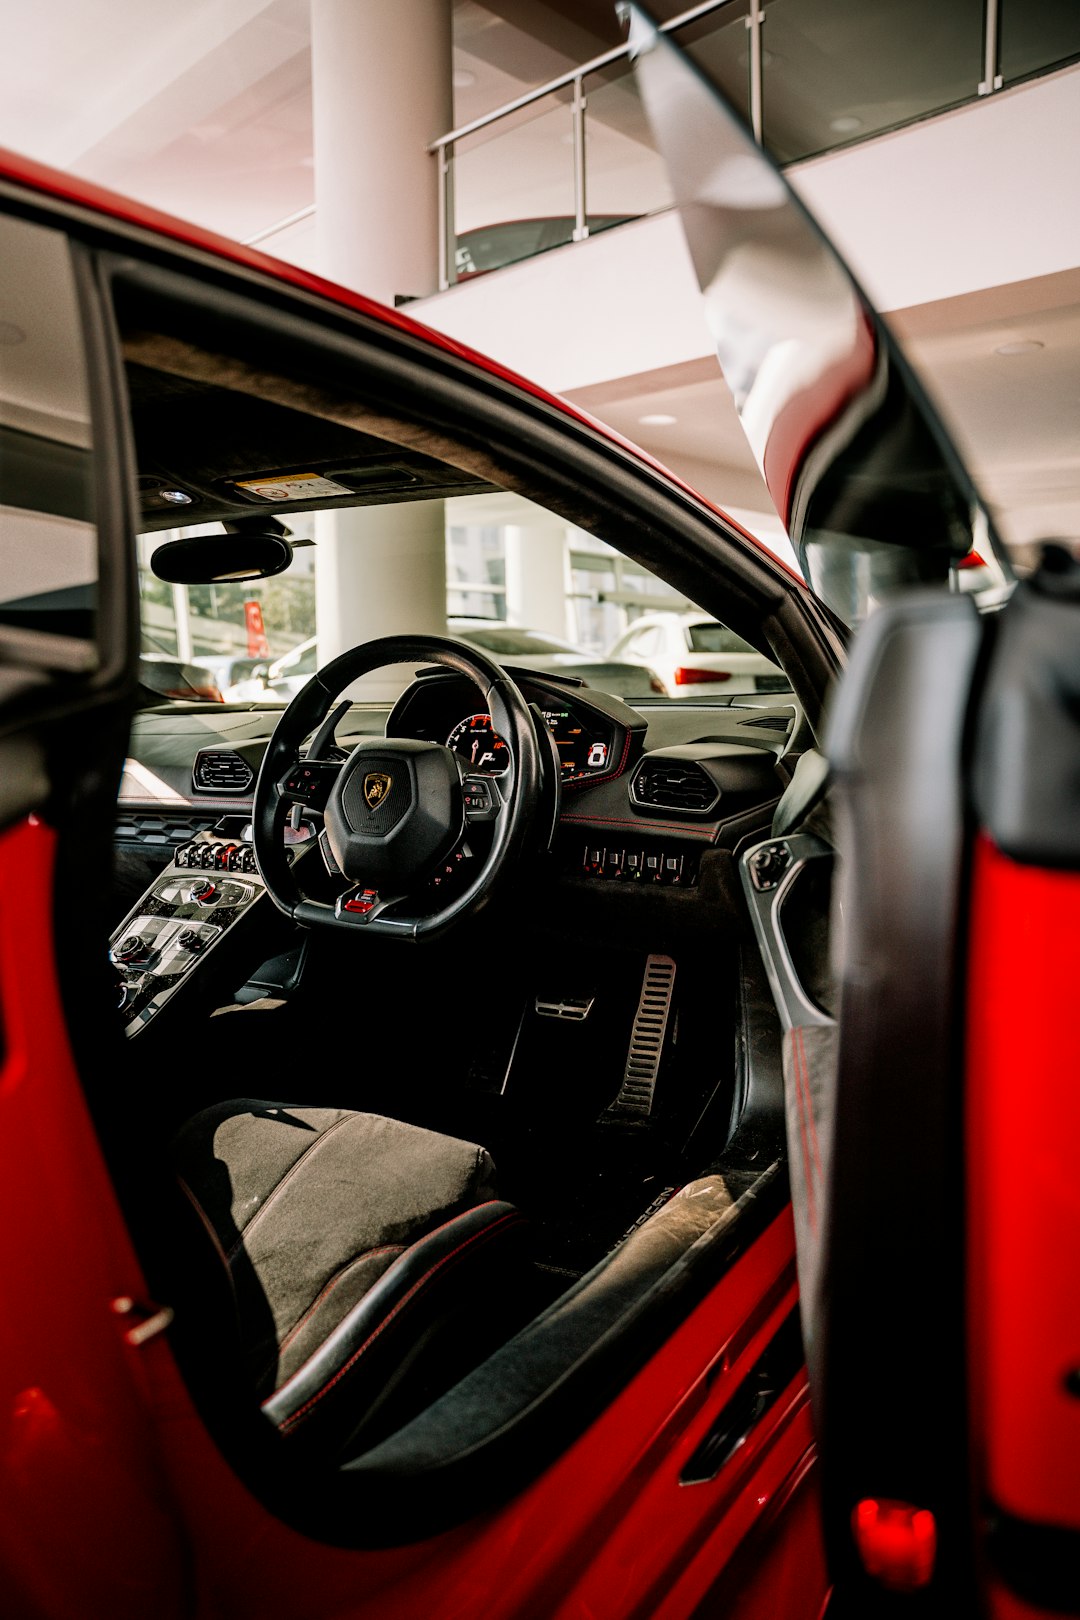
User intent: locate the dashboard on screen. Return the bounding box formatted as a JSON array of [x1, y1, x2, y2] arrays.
[[114, 670, 797, 937]]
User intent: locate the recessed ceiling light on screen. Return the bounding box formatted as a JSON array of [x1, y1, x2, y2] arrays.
[[159, 488, 194, 506], [639, 413, 677, 426], [994, 339, 1044, 356], [830, 115, 862, 134], [0, 321, 26, 345], [453, 68, 476, 89]]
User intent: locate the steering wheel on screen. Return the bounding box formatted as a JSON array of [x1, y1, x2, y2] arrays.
[[251, 635, 546, 940]]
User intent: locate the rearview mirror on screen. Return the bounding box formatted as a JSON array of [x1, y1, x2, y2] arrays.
[[150, 530, 293, 584]]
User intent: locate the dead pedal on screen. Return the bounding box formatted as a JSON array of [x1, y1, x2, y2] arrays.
[[604, 953, 676, 1119]]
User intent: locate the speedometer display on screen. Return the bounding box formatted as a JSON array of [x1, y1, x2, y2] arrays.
[[446, 713, 509, 773]]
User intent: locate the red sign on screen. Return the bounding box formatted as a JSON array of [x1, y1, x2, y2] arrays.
[[244, 599, 269, 658]]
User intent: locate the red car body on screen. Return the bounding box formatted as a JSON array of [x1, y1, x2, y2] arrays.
[[0, 144, 830, 1620]]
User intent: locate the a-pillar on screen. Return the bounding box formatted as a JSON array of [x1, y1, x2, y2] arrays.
[[310, 0, 453, 671]]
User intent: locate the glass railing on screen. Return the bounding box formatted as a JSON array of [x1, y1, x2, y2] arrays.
[[429, 0, 1080, 289]]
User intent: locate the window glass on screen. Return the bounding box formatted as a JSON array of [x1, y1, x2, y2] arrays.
[[687, 622, 758, 654], [583, 59, 674, 230], [452, 89, 576, 283], [671, 1, 753, 129], [761, 0, 984, 163], [137, 516, 316, 701], [136, 491, 792, 707], [1000, 0, 1080, 84], [0, 214, 98, 660]]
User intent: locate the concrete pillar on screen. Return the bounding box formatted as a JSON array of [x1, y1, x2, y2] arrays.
[[314, 500, 447, 700], [310, 0, 451, 306], [309, 0, 453, 675], [504, 520, 571, 641]]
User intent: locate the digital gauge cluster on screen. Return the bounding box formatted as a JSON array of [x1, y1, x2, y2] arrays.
[[445, 702, 615, 783], [389, 673, 629, 790]]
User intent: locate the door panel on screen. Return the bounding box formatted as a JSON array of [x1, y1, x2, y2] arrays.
[[0, 818, 187, 1618], [0, 207, 182, 1616]]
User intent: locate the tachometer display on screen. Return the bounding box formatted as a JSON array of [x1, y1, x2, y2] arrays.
[[446, 713, 509, 773], [442, 700, 617, 783]]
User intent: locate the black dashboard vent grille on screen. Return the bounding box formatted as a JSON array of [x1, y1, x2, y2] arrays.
[[738, 714, 791, 733], [632, 759, 719, 815], [192, 750, 255, 795]]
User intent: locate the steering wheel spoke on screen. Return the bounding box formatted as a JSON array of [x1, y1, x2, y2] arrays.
[[461, 770, 507, 825], [277, 759, 341, 811]]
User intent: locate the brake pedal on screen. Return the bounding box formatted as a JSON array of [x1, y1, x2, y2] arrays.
[[534, 991, 595, 1022]]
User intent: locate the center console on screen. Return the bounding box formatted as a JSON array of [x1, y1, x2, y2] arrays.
[[110, 826, 266, 1036]]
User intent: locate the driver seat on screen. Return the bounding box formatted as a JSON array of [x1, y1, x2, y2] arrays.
[[172, 1100, 527, 1459]]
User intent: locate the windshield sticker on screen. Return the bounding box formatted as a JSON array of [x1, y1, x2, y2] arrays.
[[235, 472, 353, 501]]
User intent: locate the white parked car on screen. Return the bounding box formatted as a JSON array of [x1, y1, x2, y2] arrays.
[[607, 612, 791, 698]]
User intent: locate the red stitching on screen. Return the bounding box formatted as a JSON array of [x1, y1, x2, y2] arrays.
[[177, 1175, 233, 1278], [563, 727, 632, 791], [271, 1197, 507, 1409], [276, 1246, 405, 1361], [273, 1207, 522, 1432], [227, 1113, 355, 1262]]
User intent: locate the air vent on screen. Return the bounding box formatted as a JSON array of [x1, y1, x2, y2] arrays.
[[631, 758, 719, 816], [738, 714, 792, 733], [192, 750, 255, 795]]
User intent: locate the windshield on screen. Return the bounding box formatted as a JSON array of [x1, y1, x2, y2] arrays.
[[136, 492, 791, 708], [454, 625, 592, 657]]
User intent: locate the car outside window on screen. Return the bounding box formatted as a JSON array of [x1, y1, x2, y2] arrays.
[[0, 215, 98, 666], [687, 623, 758, 655]]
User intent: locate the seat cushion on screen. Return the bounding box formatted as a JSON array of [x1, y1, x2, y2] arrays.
[[173, 1100, 524, 1452]]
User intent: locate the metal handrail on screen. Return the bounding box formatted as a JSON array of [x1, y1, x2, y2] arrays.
[[428, 0, 744, 151], [245, 203, 315, 248]]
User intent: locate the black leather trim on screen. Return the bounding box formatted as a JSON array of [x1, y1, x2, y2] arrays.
[[987, 1505, 1080, 1610], [973, 552, 1080, 869], [263, 1200, 526, 1437], [819, 591, 984, 1607]]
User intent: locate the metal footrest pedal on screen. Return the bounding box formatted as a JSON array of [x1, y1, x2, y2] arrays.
[[603, 953, 676, 1119]]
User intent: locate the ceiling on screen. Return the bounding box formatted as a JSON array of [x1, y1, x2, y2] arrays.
[[0, 0, 1075, 556], [567, 267, 1080, 558]]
